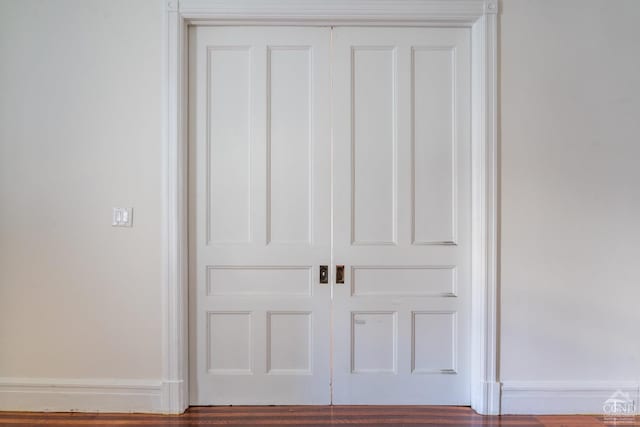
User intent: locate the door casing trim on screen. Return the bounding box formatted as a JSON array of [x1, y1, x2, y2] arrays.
[[161, 0, 499, 414]]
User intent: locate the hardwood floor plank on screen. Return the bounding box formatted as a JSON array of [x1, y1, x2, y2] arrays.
[[0, 406, 639, 426]]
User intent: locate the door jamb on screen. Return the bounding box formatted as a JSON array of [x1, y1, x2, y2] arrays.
[[161, 0, 499, 415]]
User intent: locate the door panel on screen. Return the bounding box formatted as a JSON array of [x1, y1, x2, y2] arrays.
[[350, 47, 397, 245], [331, 27, 472, 404], [189, 26, 331, 405]]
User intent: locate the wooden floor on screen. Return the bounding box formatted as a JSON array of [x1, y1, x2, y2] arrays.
[[0, 406, 638, 426]]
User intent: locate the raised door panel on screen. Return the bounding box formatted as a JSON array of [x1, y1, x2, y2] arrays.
[[351, 48, 396, 245], [412, 47, 457, 245], [208, 48, 252, 244], [268, 47, 312, 244]]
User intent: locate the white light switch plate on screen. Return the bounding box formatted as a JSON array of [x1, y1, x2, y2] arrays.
[[112, 207, 133, 227]]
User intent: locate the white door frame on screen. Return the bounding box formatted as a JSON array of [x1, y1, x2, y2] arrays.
[[161, 0, 499, 415]]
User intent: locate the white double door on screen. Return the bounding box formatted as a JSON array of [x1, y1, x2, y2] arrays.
[[189, 26, 471, 405]]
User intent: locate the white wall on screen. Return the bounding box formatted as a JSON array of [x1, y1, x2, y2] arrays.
[[0, 0, 163, 383], [1, 0, 639, 415], [500, 0, 640, 413]]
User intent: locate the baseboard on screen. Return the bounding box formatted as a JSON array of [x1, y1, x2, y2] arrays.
[[501, 381, 640, 415], [7, 377, 634, 415], [0, 378, 184, 413]]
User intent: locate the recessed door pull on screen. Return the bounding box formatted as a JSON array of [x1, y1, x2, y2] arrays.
[[319, 265, 329, 284], [336, 265, 345, 284]]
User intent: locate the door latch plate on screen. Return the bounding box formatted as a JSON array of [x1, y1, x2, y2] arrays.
[[319, 265, 329, 284], [336, 265, 345, 284]]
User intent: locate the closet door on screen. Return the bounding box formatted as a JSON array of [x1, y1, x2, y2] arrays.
[[189, 26, 332, 405], [331, 27, 472, 404]]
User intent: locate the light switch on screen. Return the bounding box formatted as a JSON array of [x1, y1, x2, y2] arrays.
[[112, 207, 133, 227]]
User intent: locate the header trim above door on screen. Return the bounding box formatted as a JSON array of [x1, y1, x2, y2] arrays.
[[174, 0, 497, 24], [161, 0, 499, 415]]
